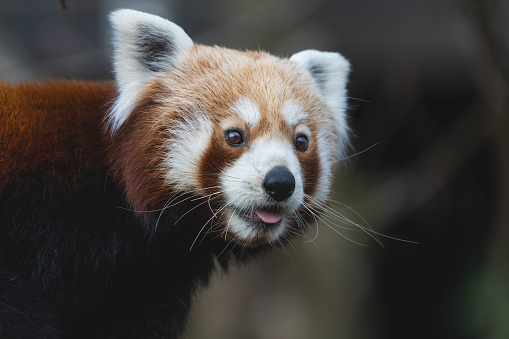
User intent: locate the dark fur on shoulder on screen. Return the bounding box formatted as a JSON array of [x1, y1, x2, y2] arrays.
[[0, 170, 259, 338], [0, 256, 60, 338]]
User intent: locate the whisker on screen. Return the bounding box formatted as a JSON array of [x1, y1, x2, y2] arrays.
[[172, 200, 210, 227], [300, 204, 320, 243], [306, 196, 383, 246], [190, 191, 221, 202], [306, 203, 359, 232], [291, 211, 321, 252], [218, 170, 252, 185], [155, 192, 195, 230], [309, 195, 418, 245], [337, 143, 379, 162], [216, 241, 231, 259], [322, 221, 371, 246], [302, 198, 371, 247], [224, 205, 238, 241], [346, 96, 372, 103], [114, 191, 187, 214], [191, 198, 237, 251]]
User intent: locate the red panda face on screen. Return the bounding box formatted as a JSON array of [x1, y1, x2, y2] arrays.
[[108, 10, 350, 247]]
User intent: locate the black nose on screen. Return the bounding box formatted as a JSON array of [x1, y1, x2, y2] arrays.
[[263, 166, 296, 202]]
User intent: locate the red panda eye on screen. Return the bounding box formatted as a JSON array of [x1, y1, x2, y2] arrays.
[[295, 135, 309, 152], [225, 130, 244, 147]]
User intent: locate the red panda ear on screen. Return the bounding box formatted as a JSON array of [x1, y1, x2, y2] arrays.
[[290, 50, 350, 138], [290, 50, 350, 114], [108, 9, 193, 132]]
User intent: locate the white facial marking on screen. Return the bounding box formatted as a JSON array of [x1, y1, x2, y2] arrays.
[[228, 214, 258, 240], [314, 126, 335, 202], [220, 137, 303, 242], [283, 101, 308, 129], [229, 98, 260, 128], [163, 113, 212, 191]]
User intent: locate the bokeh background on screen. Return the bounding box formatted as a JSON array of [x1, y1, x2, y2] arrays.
[[1, 0, 508, 338]]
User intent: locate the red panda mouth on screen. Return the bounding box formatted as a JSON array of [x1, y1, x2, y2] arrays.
[[253, 209, 282, 224], [239, 208, 283, 224]]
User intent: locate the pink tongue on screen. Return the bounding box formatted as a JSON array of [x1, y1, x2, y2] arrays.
[[255, 210, 282, 224]]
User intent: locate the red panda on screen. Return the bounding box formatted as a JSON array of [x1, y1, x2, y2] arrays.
[[0, 9, 350, 339]]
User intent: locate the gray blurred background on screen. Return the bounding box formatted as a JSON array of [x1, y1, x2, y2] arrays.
[[1, 0, 508, 338]]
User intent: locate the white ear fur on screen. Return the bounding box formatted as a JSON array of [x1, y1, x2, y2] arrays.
[[108, 9, 193, 132], [290, 50, 350, 140]]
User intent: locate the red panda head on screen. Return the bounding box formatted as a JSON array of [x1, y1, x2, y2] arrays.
[[107, 9, 350, 247]]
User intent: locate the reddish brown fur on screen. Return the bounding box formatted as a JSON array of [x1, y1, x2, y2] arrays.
[[0, 81, 115, 194], [106, 87, 170, 214]]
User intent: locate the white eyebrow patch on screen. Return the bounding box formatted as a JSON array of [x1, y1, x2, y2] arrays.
[[283, 101, 308, 128], [229, 98, 260, 128]]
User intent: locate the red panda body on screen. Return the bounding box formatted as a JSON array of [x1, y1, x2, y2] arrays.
[[0, 9, 350, 338]]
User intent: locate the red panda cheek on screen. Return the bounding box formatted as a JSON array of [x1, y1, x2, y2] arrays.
[[297, 142, 320, 197]]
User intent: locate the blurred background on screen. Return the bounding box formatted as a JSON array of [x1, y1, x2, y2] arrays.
[[1, 0, 507, 338]]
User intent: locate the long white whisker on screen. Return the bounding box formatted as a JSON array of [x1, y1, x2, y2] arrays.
[[199, 198, 239, 246], [306, 196, 383, 246], [154, 192, 190, 230], [337, 143, 378, 162], [293, 213, 320, 249], [217, 240, 234, 259], [303, 199, 370, 247], [309, 204, 383, 247], [224, 205, 237, 241], [115, 190, 188, 214], [354, 226, 419, 244], [172, 200, 209, 226], [309, 195, 418, 245], [307, 195, 376, 233], [300, 204, 320, 243], [306, 204, 358, 231], [190, 195, 235, 251], [207, 194, 214, 215], [346, 96, 371, 103]]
